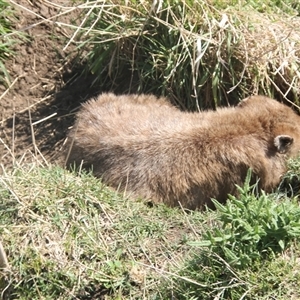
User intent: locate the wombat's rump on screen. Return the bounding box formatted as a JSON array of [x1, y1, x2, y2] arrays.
[[65, 93, 300, 209]]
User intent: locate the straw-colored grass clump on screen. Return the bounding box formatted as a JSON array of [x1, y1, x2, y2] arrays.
[[72, 0, 300, 108]]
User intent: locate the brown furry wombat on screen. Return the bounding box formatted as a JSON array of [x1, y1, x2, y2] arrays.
[[65, 93, 300, 210]]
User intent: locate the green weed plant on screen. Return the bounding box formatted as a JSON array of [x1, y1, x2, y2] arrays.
[[190, 170, 300, 268], [169, 169, 300, 299]]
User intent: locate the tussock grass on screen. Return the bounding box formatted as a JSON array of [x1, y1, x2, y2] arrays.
[[65, 0, 300, 109]]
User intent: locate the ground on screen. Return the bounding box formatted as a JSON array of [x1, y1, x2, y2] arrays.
[[0, 0, 101, 170]]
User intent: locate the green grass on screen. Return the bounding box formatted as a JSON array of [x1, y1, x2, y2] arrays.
[[169, 245, 300, 299], [1, 162, 300, 299], [0, 166, 207, 299], [0, 0, 23, 85], [212, 0, 300, 14]]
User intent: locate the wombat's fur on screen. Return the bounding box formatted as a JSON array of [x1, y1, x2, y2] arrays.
[[65, 93, 300, 209]]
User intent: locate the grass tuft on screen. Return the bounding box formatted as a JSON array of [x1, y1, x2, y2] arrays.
[[68, 0, 300, 109], [190, 170, 300, 268]]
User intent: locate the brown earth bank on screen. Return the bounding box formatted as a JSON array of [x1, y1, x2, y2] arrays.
[[1, 1, 300, 174], [0, 0, 103, 170]]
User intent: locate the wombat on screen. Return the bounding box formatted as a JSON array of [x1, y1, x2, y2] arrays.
[[65, 93, 300, 210]]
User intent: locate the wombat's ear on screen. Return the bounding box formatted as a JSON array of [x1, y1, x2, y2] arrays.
[[274, 135, 294, 153]]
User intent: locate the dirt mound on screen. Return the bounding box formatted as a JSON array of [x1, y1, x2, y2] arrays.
[[0, 0, 100, 169]]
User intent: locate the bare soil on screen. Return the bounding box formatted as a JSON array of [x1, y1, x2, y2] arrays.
[[0, 0, 101, 170]]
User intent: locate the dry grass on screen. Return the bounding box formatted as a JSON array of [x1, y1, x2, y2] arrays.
[[234, 9, 300, 103], [51, 0, 300, 109]]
